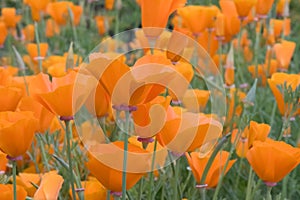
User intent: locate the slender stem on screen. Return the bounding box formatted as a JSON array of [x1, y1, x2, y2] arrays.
[[34, 22, 42, 72], [245, 167, 254, 200], [234, 158, 244, 190], [65, 120, 76, 200], [138, 178, 144, 200], [282, 170, 289, 198], [37, 134, 50, 171], [266, 187, 272, 200], [200, 188, 206, 200], [122, 111, 130, 200], [148, 139, 158, 200], [12, 160, 17, 200], [106, 190, 111, 200]]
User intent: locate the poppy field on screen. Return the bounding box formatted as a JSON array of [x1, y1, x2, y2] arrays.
[[0, 0, 300, 199]]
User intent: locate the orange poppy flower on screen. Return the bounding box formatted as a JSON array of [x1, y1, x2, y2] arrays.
[[276, 0, 290, 16], [86, 141, 149, 192], [233, 0, 257, 19], [16, 173, 41, 197], [186, 151, 236, 188], [26, 43, 49, 63], [181, 89, 210, 112], [232, 121, 270, 158], [247, 139, 300, 185], [0, 184, 27, 200], [36, 71, 96, 118], [255, 0, 275, 18], [274, 40, 295, 70], [132, 96, 171, 138], [17, 96, 55, 133], [0, 151, 8, 172], [248, 60, 277, 86], [0, 86, 23, 111], [0, 111, 38, 159], [225, 67, 235, 86], [0, 22, 8, 47], [24, 0, 50, 21], [267, 73, 300, 116], [177, 6, 218, 36], [215, 13, 225, 38], [105, 0, 115, 10], [70, 180, 109, 200], [23, 24, 35, 42], [1, 8, 22, 28], [33, 171, 64, 200], [197, 30, 219, 56], [141, 0, 186, 37], [45, 19, 60, 38], [95, 16, 107, 35], [157, 109, 222, 153]]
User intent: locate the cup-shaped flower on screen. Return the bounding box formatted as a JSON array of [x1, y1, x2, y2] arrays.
[[0, 184, 27, 200]]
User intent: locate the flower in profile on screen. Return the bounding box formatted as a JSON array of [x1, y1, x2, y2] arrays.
[[233, 0, 257, 20], [33, 171, 64, 200], [95, 16, 108, 35], [186, 151, 236, 188], [255, 0, 275, 18], [0, 111, 38, 159], [141, 0, 186, 37], [1, 8, 22, 28], [274, 40, 296, 71], [86, 141, 149, 193], [24, 0, 50, 21], [232, 121, 270, 158], [105, 0, 115, 10], [0, 22, 8, 48], [0, 184, 27, 200], [26, 43, 49, 63], [16, 173, 41, 197], [267, 72, 300, 116], [23, 24, 35, 42], [0, 86, 23, 111], [246, 139, 300, 186], [45, 19, 60, 38]]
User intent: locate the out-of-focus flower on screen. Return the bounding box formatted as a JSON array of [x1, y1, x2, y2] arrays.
[[1, 8, 22, 28], [0, 22, 8, 47], [26, 43, 49, 64], [0, 184, 27, 200], [16, 173, 41, 197], [186, 151, 236, 188], [45, 19, 60, 38], [274, 40, 295, 71], [255, 0, 275, 18]]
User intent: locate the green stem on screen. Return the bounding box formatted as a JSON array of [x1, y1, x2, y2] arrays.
[[148, 139, 158, 200], [106, 190, 111, 200], [34, 22, 42, 73], [282, 170, 288, 198], [234, 158, 244, 190], [266, 186, 272, 200], [138, 178, 144, 200], [12, 160, 17, 200], [37, 134, 51, 171], [65, 120, 76, 200], [245, 167, 254, 200], [254, 20, 262, 78], [122, 111, 130, 200], [200, 188, 206, 200]]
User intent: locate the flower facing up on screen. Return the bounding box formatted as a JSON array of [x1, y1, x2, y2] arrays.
[[186, 151, 236, 188], [0, 111, 38, 159], [33, 171, 64, 200], [246, 139, 300, 185]]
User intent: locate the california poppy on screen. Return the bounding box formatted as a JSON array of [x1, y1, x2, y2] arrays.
[[23, 24, 35, 42], [233, 0, 257, 20], [0, 151, 8, 172], [247, 139, 300, 185], [0, 86, 23, 111], [95, 16, 107, 35], [45, 19, 60, 38], [1, 8, 22, 28], [255, 0, 275, 18], [105, 0, 115, 10], [16, 173, 41, 197], [276, 0, 290, 16], [33, 171, 64, 200], [26, 43, 49, 63], [0, 111, 38, 158], [248, 60, 277, 86], [267, 72, 300, 116], [70, 179, 109, 200], [86, 141, 149, 192], [273, 40, 295, 71], [141, 0, 186, 37], [0, 22, 8, 47], [0, 184, 27, 200], [24, 0, 50, 21], [186, 151, 236, 188]]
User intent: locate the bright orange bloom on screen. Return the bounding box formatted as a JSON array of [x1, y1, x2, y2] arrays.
[[1, 8, 22, 28], [0, 86, 23, 111], [23, 24, 35, 42], [274, 40, 296, 70], [255, 0, 275, 18], [105, 0, 115, 10], [141, 0, 186, 37], [26, 43, 49, 63], [276, 0, 290, 16], [0, 111, 38, 158], [0, 22, 8, 47], [33, 171, 64, 200], [267, 73, 300, 116], [46, 2, 82, 26], [225, 67, 235, 86], [233, 0, 257, 19], [86, 141, 149, 192], [0, 151, 8, 172], [186, 151, 236, 188], [177, 6, 219, 36], [0, 184, 27, 200], [16, 173, 41, 197], [45, 19, 60, 38], [95, 16, 107, 35], [232, 121, 270, 158], [17, 96, 55, 133], [197, 30, 218, 56], [70, 180, 109, 200], [248, 60, 277, 86], [24, 0, 50, 21], [182, 89, 210, 112], [157, 109, 222, 153], [247, 139, 300, 184]]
